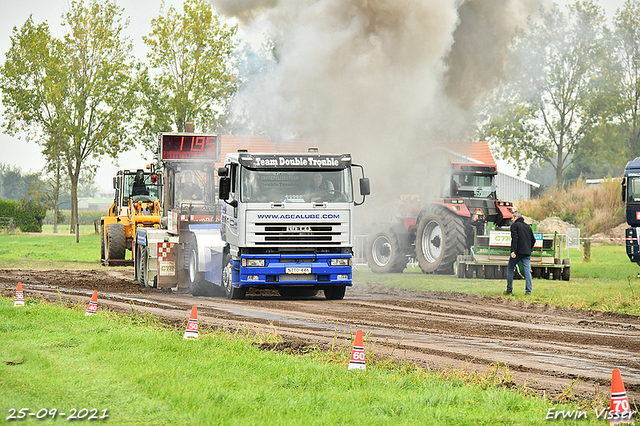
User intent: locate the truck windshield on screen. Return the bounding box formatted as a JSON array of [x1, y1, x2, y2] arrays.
[[627, 176, 640, 203], [452, 173, 495, 198], [241, 169, 353, 203]]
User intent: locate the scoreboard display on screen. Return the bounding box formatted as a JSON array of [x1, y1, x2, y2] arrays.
[[160, 133, 220, 161]]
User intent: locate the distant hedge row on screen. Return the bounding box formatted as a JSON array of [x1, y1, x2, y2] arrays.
[[0, 198, 47, 232]]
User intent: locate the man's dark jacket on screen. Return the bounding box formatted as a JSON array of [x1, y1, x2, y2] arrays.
[[510, 217, 535, 256]]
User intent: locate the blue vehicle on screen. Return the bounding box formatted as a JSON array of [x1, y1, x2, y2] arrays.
[[216, 151, 370, 300], [622, 157, 640, 264]]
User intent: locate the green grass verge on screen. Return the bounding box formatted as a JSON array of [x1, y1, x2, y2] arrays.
[[0, 234, 102, 269], [0, 298, 602, 425], [354, 245, 640, 315]]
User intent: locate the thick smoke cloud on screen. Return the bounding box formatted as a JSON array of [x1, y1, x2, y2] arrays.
[[211, 0, 541, 223]]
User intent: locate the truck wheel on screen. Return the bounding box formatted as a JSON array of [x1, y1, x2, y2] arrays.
[[415, 208, 466, 274], [562, 258, 571, 281], [100, 224, 105, 262], [106, 223, 126, 261], [324, 286, 346, 300], [366, 229, 407, 273], [138, 245, 148, 287], [222, 254, 245, 300]]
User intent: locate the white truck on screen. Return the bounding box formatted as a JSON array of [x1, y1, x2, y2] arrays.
[[134, 133, 370, 300]]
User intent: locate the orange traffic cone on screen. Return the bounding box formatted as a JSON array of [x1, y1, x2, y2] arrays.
[[14, 282, 24, 307], [85, 291, 98, 316], [183, 306, 198, 340], [348, 329, 366, 370], [610, 369, 635, 425]]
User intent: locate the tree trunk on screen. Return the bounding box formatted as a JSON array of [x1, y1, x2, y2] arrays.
[[70, 173, 79, 240], [53, 204, 59, 234]]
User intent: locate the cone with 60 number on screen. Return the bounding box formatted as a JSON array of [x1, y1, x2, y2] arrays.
[[348, 329, 366, 370], [14, 282, 24, 307], [610, 369, 634, 425], [85, 291, 98, 316], [183, 306, 198, 340]]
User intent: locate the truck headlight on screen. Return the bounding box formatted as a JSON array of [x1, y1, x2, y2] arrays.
[[243, 259, 265, 267], [331, 258, 351, 266]]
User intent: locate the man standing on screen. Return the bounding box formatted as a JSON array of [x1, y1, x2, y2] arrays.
[[504, 210, 536, 295]]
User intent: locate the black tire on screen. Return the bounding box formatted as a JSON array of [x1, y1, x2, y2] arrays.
[[533, 267, 542, 279], [189, 249, 218, 297], [138, 245, 148, 287], [100, 224, 105, 262], [415, 207, 466, 274], [367, 229, 408, 273], [562, 258, 571, 281], [222, 253, 245, 300], [324, 286, 346, 300], [476, 265, 485, 279], [106, 223, 126, 261], [552, 267, 561, 281]]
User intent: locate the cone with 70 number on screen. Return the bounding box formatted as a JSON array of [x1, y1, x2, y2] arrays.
[[183, 306, 198, 340], [610, 369, 634, 425], [85, 291, 98, 316], [348, 329, 366, 370], [14, 282, 24, 307]]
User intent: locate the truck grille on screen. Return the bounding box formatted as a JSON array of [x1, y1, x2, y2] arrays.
[[247, 221, 349, 246]]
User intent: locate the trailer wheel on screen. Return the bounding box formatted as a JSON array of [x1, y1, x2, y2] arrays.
[[476, 265, 485, 279], [366, 229, 407, 273], [222, 253, 245, 300], [324, 285, 346, 300], [106, 223, 126, 261], [533, 267, 542, 279], [562, 258, 571, 281], [415, 207, 466, 274]]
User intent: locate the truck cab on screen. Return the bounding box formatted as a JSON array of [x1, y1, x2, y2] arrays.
[[622, 158, 640, 263], [217, 151, 369, 299]]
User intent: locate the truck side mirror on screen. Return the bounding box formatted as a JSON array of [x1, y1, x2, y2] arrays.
[[218, 167, 229, 177], [113, 177, 117, 190], [360, 178, 370, 196], [219, 177, 230, 200], [622, 177, 627, 203]]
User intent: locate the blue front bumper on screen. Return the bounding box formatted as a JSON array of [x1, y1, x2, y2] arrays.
[[232, 253, 352, 287]]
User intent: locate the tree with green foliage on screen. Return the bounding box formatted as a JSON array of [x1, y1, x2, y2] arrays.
[[139, 0, 238, 148], [480, 1, 610, 187], [0, 0, 141, 236], [612, 0, 640, 159]]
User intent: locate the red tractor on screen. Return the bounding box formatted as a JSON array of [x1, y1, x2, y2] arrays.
[[367, 163, 515, 274]]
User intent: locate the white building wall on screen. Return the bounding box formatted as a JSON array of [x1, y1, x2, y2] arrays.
[[496, 172, 539, 202]]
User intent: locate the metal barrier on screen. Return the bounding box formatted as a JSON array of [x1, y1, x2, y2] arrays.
[[0, 217, 16, 232]]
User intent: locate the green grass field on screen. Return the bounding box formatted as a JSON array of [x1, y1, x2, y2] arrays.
[[355, 246, 640, 315], [0, 299, 605, 425]]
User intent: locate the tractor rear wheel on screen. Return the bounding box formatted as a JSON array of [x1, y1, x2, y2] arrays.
[[106, 223, 126, 261], [367, 229, 408, 273], [415, 207, 466, 274]]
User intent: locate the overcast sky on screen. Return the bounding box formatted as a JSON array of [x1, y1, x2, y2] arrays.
[[0, 0, 628, 193]]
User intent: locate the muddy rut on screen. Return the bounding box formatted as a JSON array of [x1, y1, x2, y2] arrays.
[[1, 268, 638, 402]]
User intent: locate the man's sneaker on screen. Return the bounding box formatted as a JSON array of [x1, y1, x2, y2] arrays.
[[503, 290, 513, 295]]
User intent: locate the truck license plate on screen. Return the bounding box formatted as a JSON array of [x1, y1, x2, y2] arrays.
[[286, 267, 311, 274]]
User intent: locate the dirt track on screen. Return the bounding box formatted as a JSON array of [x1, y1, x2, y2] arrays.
[[2, 268, 639, 402]]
